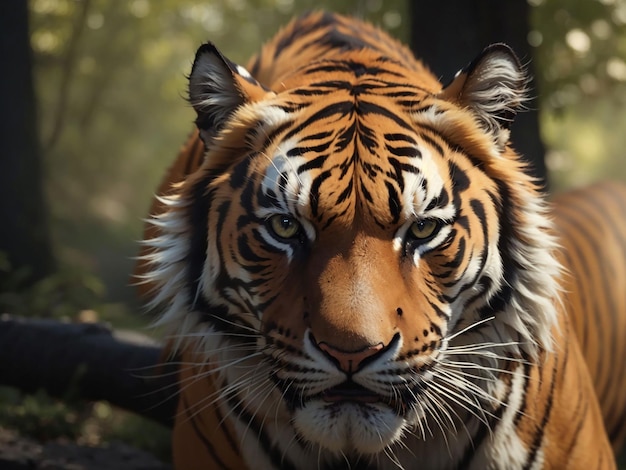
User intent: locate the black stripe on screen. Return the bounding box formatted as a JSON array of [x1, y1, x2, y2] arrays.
[[356, 100, 414, 131], [226, 392, 298, 470], [290, 87, 333, 97], [287, 142, 331, 157], [449, 161, 470, 192], [336, 122, 356, 152], [385, 181, 401, 223], [297, 154, 329, 175], [311, 79, 353, 89], [469, 198, 489, 272], [360, 126, 380, 154], [359, 180, 373, 203], [513, 358, 533, 426], [459, 277, 491, 313], [442, 238, 466, 269], [478, 284, 513, 320], [477, 182, 519, 321], [418, 131, 444, 156], [230, 152, 253, 189], [523, 354, 559, 469], [458, 371, 514, 468], [456, 215, 470, 236], [283, 101, 354, 142], [384, 133, 416, 144], [187, 171, 213, 307], [213, 399, 242, 454], [564, 398, 588, 457], [298, 130, 334, 142], [237, 233, 268, 264], [556, 203, 617, 394], [309, 169, 333, 218], [181, 393, 232, 470], [336, 178, 353, 205], [427, 299, 449, 319], [385, 143, 421, 158], [564, 190, 625, 402]]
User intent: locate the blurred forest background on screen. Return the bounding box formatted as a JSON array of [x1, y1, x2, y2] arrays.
[[1, 0, 626, 464]]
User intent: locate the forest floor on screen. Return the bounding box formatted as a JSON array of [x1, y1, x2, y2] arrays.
[[0, 427, 171, 470]]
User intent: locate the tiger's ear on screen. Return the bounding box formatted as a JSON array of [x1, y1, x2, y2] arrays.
[[438, 44, 527, 149], [188, 43, 271, 145]]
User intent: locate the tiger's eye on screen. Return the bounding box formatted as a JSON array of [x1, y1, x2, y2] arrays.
[[409, 219, 440, 240], [268, 214, 301, 239]]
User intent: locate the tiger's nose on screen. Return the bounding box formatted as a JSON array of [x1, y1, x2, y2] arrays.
[[317, 341, 384, 374]]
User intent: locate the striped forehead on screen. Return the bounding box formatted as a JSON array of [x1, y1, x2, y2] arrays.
[[257, 129, 450, 228]]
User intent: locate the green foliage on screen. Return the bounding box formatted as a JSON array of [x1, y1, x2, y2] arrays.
[[95, 404, 172, 462], [0, 387, 86, 441], [0, 251, 104, 319], [529, 0, 626, 190], [0, 387, 171, 460], [531, 0, 626, 112]]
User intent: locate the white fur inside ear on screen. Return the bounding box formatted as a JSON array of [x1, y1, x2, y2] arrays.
[[463, 49, 527, 124], [442, 45, 528, 149]]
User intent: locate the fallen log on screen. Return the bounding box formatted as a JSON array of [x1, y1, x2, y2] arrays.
[[0, 314, 177, 428]]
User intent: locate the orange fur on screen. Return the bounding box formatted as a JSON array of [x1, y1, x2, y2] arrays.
[[552, 182, 626, 453]]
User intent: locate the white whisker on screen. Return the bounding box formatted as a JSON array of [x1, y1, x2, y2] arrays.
[[445, 316, 496, 341]]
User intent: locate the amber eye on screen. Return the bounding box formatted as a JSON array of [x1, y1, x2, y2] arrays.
[[268, 214, 301, 239], [409, 219, 440, 241]]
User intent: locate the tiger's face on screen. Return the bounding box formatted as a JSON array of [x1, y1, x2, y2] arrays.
[[149, 44, 558, 460]]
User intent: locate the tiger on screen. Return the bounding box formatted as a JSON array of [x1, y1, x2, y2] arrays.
[[135, 11, 626, 470]]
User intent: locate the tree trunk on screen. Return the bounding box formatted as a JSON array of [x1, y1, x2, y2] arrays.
[[0, 1, 55, 282], [409, 0, 547, 187]]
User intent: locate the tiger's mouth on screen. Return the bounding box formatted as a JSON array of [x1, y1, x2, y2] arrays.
[[322, 380, 381, 404], [317, 381, 411, 415]]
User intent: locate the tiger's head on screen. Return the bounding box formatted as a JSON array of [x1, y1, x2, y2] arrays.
[[144, 42, 561, 460]]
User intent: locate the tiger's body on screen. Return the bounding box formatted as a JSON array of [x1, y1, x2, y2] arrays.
[[552, 182, 626, 451], [136, 11, 626, 469]]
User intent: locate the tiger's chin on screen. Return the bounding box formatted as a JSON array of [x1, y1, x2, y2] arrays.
[[292, 399, 408, 455]]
